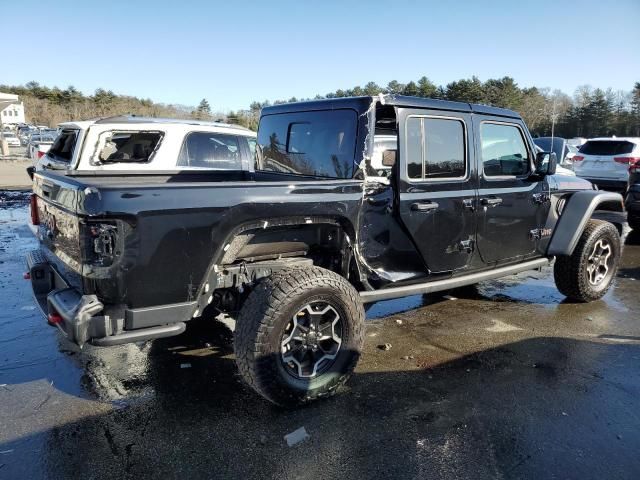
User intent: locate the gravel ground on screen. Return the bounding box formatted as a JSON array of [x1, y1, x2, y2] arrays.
[[0, 195, 639, 479]]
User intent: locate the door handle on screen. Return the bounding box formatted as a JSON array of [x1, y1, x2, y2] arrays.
[[411, 201, 439, 212], [481, 197, 502, 207]]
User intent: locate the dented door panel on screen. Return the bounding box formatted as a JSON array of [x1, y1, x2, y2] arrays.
[[396, 108, 478, 274]]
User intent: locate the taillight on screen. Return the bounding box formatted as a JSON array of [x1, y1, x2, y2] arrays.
[[614, 156, 640, 164], [37, 151, 46, 159], [30, 194, 40, 225], [629, 160, 640, 174], [47, 312, 63, 326], [573, 155, 584, 162]]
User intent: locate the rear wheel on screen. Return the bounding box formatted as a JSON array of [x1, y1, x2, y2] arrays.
[[554, 219, 620, 302], [234, 266, 365, 406]]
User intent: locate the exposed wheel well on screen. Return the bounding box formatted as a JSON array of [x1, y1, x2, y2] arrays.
[[221, 222, 353, 278]]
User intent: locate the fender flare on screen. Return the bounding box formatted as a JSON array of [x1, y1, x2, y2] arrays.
[[547, 190, 623, 256]]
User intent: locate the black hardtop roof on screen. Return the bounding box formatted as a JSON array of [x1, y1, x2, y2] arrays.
[[261, 95, 521, 120]]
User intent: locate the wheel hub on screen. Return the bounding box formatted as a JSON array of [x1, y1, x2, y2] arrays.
[[586, 239, 612, 286], [280, 302, 343, 379]]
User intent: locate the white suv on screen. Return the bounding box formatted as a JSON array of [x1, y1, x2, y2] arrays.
[[36, 116, 256, 172], [573, 137, 640, 191]]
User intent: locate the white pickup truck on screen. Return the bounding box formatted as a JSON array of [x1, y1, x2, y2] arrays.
[[35, 116, 256, 172]]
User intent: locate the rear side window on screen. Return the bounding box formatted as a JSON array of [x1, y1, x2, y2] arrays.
[[256, 109, 357, 178], [579, 140, 635, 156], [48, 129, 78, 162], [480, 123, 530, 177], [406, 116, 466, 180], [95, 131, 163, 164], [177, 132, 242, 169]]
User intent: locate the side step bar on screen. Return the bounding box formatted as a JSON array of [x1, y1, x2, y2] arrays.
[[360, 258, 552, 303], [91, 322, 187, 347]]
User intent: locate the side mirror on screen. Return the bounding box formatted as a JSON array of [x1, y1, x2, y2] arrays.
[[381, 150, 397, 167], [535, 151, 557, 176]]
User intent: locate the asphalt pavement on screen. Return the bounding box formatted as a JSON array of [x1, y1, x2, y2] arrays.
[[1, 192, 639, 479]]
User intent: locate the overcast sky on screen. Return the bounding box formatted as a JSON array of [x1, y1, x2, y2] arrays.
[[3, 0, 639, 110]]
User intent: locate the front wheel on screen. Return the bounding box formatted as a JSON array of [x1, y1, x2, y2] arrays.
[[554, 219, 620, 302], [234, 266, 365, 406]]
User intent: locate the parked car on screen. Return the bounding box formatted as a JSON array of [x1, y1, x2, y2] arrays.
[[533, 137, 578, 167], [573, 137, 640, 191], [1, 132, 21, 147], [32, 117, 256, 172], [18, 126, 35, 145], [27, 133, 57, 160], [26, 95, 623, 406], [625, 159, 640, 230]]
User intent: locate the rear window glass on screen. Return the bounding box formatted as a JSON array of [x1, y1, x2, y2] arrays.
[[256, 109, 357, 178], [47, 129, 78, 162], [177, 132, 242, 169], [95, 131, 163, 164], [579, 140, 635, 156]]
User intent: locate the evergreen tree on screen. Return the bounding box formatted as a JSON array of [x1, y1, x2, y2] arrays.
[[417, 76, 438, 98], [195, 98, 212, 119], [402, 81, 419, 96]]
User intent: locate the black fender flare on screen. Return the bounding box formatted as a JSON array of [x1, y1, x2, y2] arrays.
[[547, 190, 623, 256]]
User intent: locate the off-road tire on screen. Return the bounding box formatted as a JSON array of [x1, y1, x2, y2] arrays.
[[554, 219, 620, 302], [234, 266, 365, 407]]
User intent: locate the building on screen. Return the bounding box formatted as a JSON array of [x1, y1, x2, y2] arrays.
[[0, 93, 25, 125]]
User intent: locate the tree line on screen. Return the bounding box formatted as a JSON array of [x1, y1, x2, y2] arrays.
[[244, 77, 640, 138], [2, 78, 639, 138]]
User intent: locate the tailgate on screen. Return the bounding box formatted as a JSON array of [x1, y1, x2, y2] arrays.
[[32, 172, 84, 272]]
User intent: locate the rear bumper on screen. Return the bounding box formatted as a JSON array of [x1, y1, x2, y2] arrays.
[[26, 249, 187, 347]]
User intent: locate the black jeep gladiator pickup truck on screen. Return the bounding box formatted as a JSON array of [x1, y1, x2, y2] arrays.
[[27, 96, 624, 406]]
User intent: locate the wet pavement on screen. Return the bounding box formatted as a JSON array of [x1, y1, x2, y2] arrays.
[[1, 192, 639, 479]]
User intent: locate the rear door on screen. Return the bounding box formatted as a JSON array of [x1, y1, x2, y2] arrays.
[[474, 117, 547, 264], [397, 108, 477, 274]]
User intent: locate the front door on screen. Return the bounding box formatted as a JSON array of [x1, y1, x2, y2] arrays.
[[397, 109, 477, 274], [473, 117, 548, 264]]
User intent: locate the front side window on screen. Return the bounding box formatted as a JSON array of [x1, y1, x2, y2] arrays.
[[256, 109, 357, 178], [95, 130, 163, 164], [177, 132, 242, 169], [406, 116, 466, 180], [481, 123, 530, 177]]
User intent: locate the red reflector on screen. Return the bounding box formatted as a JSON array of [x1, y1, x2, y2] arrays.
[[614, 156, 640, 164], [23, 272, 31, 280], [30, 193, 39, 225], [572, 155, 584, 162], [37, 151, 46, 159], [48, 313, 63, 326]]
